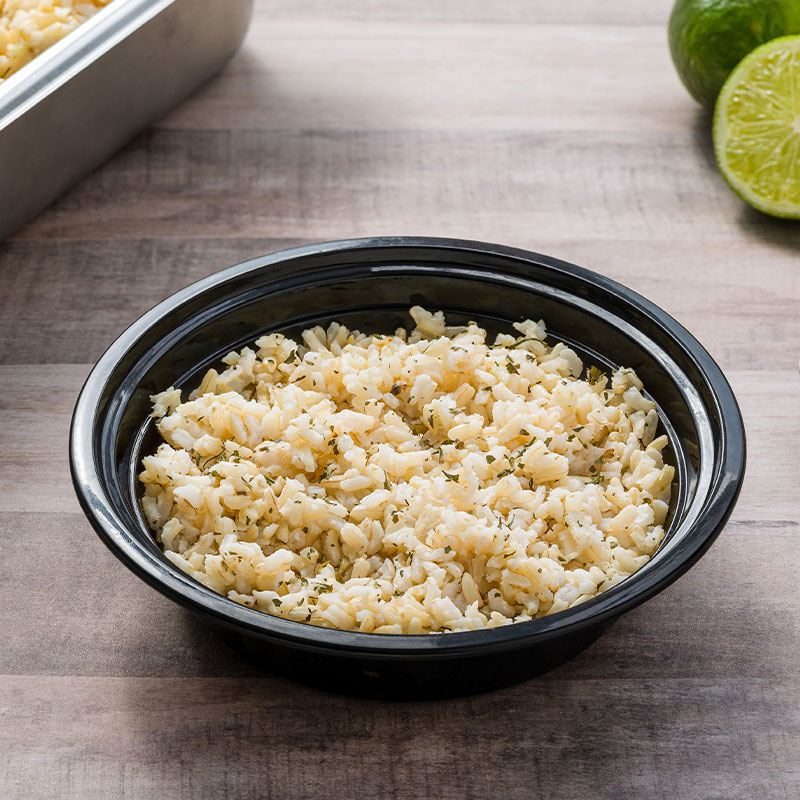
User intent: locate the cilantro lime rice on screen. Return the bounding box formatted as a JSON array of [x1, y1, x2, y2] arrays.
[[139, 308, 673, 634]]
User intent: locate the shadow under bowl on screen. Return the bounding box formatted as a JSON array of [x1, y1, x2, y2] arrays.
[[70, 237, 745, 699]]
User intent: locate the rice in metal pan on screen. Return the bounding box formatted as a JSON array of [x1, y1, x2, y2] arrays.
[[0, 1, 112, 83]]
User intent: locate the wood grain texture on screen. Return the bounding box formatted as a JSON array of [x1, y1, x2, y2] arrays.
[[159, 21, 691, 133], [0, 511, 796, 682], [1, 0, 798, 797], [260, 0, 676, 25], [12, 128, 737, 241], [2, 676, 798, 800]]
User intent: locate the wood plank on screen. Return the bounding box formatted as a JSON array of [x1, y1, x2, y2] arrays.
[[0, 238, 304, 365], [159, 21, 693, 133], [0, 512, 796, 683], [257, 0, 675, 26], [0, 674, 797, 800], [1, 235, 798, 374], [11, 127, 800, 250]]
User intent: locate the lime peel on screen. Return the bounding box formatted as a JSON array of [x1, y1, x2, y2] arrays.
[[669, 0, 800, 110]]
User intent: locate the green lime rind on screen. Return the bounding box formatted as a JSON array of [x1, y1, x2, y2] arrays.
[[713, 34, 800, 219], [669, 0, 800, 110]]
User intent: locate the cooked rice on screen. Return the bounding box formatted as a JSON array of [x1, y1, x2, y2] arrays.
[[0, 1, 112, 83], [139, 307, 674, 634]]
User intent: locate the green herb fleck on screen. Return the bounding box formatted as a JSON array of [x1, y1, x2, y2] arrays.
[[443, 471, 459, 483], [199, 449, 225, 470], [319, 464, 337, 481]]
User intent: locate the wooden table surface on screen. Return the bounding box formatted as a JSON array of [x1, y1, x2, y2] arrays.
[[2, 1, 799, 797]]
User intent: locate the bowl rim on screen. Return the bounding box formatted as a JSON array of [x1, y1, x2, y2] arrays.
[[69, 236, 746, 657]]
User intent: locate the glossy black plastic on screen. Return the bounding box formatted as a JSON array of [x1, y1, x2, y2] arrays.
[[70, 238, 746, 699]]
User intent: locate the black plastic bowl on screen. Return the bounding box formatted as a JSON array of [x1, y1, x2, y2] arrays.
[[70, 237, 745, 699]]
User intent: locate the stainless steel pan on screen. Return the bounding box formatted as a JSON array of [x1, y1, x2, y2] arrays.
[[0, 0, 252, 239]]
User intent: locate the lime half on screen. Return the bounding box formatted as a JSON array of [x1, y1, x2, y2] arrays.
[[713, 35, 800, 218]]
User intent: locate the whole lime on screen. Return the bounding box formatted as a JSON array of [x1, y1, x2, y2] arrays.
[[668, 0, 800, 109]]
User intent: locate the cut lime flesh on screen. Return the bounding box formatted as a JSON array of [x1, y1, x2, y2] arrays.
[[713, 35, 800, 218]]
